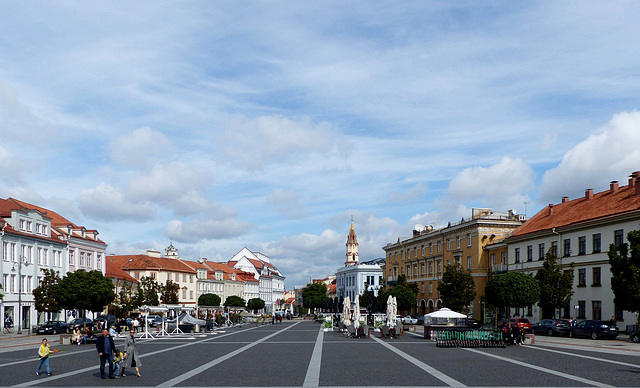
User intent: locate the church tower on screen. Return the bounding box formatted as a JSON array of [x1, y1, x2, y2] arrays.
[[165, 242, 179, 258], [345, 217, 359, 266]]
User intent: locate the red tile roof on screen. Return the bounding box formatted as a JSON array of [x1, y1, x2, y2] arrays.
[[105, 260, 138, 283], [511, 178, 640, 238], [108, 254, 196, 273]]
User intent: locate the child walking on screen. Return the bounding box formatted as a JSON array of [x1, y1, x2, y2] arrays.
[[36, 338, 51, 376], [113, 349, 123, 378]]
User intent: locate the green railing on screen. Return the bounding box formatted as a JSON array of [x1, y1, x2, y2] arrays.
[[433, 327, 506, 348]]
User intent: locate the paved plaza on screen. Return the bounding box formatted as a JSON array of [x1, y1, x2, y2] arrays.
[[1, 319, 640, 387]]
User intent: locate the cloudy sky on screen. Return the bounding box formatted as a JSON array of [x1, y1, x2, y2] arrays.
[[2, 2, 640, 289]]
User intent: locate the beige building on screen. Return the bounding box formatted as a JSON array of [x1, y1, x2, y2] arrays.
[[383, 208, 524, 320]]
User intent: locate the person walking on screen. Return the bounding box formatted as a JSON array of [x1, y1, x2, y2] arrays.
[[121, 329, 142, 377], [36, 338, 51, 376], [96, 329, 116, 379], [113, 349, 123, 378]]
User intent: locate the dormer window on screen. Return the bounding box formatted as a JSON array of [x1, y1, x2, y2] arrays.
[[19, 218, 33, 232]]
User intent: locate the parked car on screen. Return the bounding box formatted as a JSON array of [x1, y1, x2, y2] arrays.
[[568, 320, 619, 339], [402, 315, 418, 325], [467, 319, 482, 329], [95, 314, 116, 329], [149, 316, 168, 327], [36, 320, 68, 335], [630, 330, 640, 343], [532, 319, 571, 336], [417, 316, 425, 325], [68, 318, 93, 332], [509, 318, 532, 333]]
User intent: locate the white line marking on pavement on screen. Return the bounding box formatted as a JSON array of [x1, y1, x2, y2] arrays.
[[528, 345, 640, 368], [155, 321, 302, 388], [371, 336, 466, 387], [302, 326, 324, 388], [464, 348, 614, 387]]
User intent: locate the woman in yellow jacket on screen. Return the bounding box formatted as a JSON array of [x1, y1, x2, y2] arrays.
[[36, 338, 51, 376]]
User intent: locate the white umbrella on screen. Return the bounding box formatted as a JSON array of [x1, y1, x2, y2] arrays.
[[353, 297, 360, 329], [342, 296, 351, 326], [392, 297, 398, 328], [386, 295, 395, 328], [424, 307, 467, 318]]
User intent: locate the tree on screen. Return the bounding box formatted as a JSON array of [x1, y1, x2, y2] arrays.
[[198, 293, 222, 307], [609, 229, 640, 323], [246, 297, 265, 312], [535, 248, 574, 319], [159, 280, 180, 304], [302, 282, 328, 312], [224, 295, 246, 307], [33, 269, 62, 318], [134, 276, 160, 306], [54, 270, 115, 315], [117, 283, 138, 317], [377, 284, 417, 314], [485, 271, 540, 314], [359, 284, 377, 313], [438, 263, 476, 313], [0, 283, 4, 300]]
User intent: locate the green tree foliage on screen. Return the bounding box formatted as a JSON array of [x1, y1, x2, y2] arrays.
[[54, 270, 115, 314], [33, 269, 62, 314], [302, 282, 328, 311], [485, 271, 540, 310], [359, 283, 376, 312], [535, 248, 574, 318], [134, 276, 160, 306], [438, 263, 477, 313], [224, 295, 246, 307], [397, 274, 419, 295], [159, 279, 180, 304], [0, 283, 4, 300], [117, 283, 138, 316], [377, 284, 417, 314], [246, 297, 265, 312], [609, 230, 640, 322], [198, 293, 222, 307]]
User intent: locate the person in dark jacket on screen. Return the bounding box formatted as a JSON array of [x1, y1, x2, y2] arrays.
[[96, 329, 116, 379]]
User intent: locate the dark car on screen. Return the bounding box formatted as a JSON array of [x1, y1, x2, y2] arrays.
[[467, 319, 482, 329], [68, 318, 93, 332], [568, 320, 619, 339], [532, 319, 570, 336], [36, 320, 68, 335], [95, 315, 116, 329], [630, 330, 640, 343]]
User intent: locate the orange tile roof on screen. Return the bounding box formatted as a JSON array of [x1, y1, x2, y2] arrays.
[[511, 178, 640, 238], [108, 254, 196, 273], [105, 260, 138, 283]]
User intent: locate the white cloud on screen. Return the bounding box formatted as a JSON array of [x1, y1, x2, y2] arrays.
[[78, 183, 156, 221], [540, 111, 640, 202], [387, 183, 428, 204], [447, 156, 534, 211], [266, 189, 306, 219], [109, 127, 172, 169], [165, 217, 251, 243], [219, 115, 350, 171]]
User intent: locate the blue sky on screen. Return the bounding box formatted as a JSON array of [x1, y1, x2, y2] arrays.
[[2, 2, 640, 289]]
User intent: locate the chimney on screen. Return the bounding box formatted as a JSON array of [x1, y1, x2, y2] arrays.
[[585, 189, 594, 200], [548, 204, 554, 216], [629, 171, 640, 188], [636, 180, 640, 196], [610, 181, 619, 194], [561, 196, 569, 203]]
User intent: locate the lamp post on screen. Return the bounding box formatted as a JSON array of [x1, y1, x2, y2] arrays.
[[11, 256, 29, 334]]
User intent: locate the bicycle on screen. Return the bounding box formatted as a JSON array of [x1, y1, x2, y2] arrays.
[[3, 325, 12, 334]]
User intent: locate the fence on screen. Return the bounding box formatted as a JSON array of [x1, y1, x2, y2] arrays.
[[433, 327, 506, 348]]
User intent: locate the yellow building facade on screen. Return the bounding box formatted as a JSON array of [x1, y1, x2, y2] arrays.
[[382, 208, 523, 320]]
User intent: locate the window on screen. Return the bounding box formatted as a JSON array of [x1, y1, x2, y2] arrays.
[[551, 241, 558, 256], [190, 291, 194, 299], [22, 245, 33, 264], [490, 254, 496, 266], [19, 218, 32, 232], [501, 252, 507, 264], [421, 245, 424, 256], [42, 249, 48, 266], [429, 243, 433, 254], [467, 234, 472, 247], [429, 283, 433, 293], [183, 274, 187, 282], [563, 239, 571, 257], [578, 268, 586, 287], [437, 261, 442, 273], [182, 289, 187, 299], [428, 262, 433, 275], [151, 272, 156, 279], [135, 272, 140, 279], [456, 236, 460, 249], [69, 251, 74, 266], [86, 253, 91, 267], [96, 254, 101, 270], [592, 267, 601, 286], [467, 256, 472, 269], [421, 263, 425, 275], [577, 300, 586, 319], [578, 236, 586, 255], [615, 304, 624, 321], [421, 283, 424, 293], [446, 239, 450, 251], [538, 243, 545, 260], [190, 275, 194, 283], [79, 252, 85, 266], [615, 229, 624, 248], [592, 301, 602, 320], [592, 233, 601, 253], [515, 248, 520, 263], [167, 273, 172, 281], [437, 241, 441, 252], [527, 245, 533, 262]]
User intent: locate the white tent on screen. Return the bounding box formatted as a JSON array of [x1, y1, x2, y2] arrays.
[[424, 308, 468, 326], [425, 308, 467, 318]]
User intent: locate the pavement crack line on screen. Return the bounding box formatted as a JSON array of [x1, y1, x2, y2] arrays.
[[370, 336, 466, 387], [464, 347, 614, 387], [11, 326, 261, 387], [156, 321, 302, 388], [302, 325, 324, 388]]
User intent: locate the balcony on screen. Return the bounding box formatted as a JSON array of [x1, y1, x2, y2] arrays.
[[492, 264, 508, 274]]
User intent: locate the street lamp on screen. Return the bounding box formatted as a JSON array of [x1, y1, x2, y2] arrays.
[[11, 256, 29, 334]]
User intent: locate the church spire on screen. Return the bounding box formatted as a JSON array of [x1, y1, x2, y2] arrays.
[[345, 217, 359, 266]]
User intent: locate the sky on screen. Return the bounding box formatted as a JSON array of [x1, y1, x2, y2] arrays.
[[2, 1, 640, 290]]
